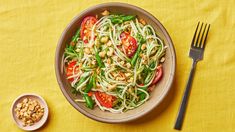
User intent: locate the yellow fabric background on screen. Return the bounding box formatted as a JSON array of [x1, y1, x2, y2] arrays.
[[0, 0, 234, 131]]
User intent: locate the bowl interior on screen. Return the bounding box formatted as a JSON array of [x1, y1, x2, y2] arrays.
[[11, 94, 49, 131], [55, 3, 175, 123]]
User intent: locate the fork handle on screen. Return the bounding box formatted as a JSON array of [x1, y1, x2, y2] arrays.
[[174, 60, 197, 130]]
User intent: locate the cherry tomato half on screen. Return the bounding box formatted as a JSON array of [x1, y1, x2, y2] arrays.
[[95, 91, 116, 108], [80, 16, 97, 44], [151, 65, 163, 85], [66, 60, 79, 82], [120, 32, 137, 57]]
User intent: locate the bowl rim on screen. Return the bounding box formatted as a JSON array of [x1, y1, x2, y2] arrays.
[[11, 93, 49, 131], [55, 2, 176, 123]]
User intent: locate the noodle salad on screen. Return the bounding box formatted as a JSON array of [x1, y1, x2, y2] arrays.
[[63, 10, 166, 113]]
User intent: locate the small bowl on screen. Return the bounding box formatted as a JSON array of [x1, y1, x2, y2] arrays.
[[11, 93, 49, 131], [55, 2, 176, 123]]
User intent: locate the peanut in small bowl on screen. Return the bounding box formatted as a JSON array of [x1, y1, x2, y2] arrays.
[[11, 93, 49, 131]]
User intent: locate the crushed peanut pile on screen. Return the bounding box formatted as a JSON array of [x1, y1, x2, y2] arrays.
[[14, 98, 44, 127]]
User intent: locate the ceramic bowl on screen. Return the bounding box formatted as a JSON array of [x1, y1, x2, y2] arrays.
[[55, 2, 176, 123], [11, 93, 49, 131]]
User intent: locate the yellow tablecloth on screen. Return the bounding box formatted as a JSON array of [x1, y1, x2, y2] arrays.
[[1, 0, 234, 131]]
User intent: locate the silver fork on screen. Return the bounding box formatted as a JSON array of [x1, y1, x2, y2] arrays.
[[174, 22, 210, 130]]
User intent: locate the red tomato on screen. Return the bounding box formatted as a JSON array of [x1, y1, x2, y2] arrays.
[[95, 91, 116, 108], [80, 16, 97, 43], [151, 65, 163, 85], [120, 32, 137, 57], [66, 60, 79, 82]]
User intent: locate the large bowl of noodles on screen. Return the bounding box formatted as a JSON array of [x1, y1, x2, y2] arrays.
[[55, 2, 176, 123]]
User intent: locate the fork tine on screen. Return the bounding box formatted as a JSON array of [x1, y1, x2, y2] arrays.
[[198, 23, 207, 48], [202, 24, 210, 49], [195, 22, 203, 47], [191, 22, 200, 47]]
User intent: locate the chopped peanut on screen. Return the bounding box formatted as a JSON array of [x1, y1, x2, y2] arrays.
[[107, 40, 112, 46], [17, 103, 22, 108], [91, 60, 96, 65], [139, 18, 146, 25], [107, 58, 111, 64], [107, 84, 117, 91], [84, 48, 91, 54], [23, 98, 28, 103], [96, 68, 100, 74], [116, 76, 125, 81], [160, 57, 165, 63], [99, 51, 106, 58], [100, 36, 109, 43], [120, 61, 125, 65], [126, 62, 131, 68], [141, 44, 147, 50], [107, 48, 114, 56], [95, 38, 100, 46], [125, 73, 131, 77], [101, 10, 110, 16], [14, 98, 44, 127], [107, 51, 112, 57]]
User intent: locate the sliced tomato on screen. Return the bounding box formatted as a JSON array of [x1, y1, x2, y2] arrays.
[[95, 91, 116, 108], [120, 31, 129, 40], [120, 32, 137, 57], [151, 65, 163, 85], [66, 60, 79, 82], [80, 16, 97, 44]]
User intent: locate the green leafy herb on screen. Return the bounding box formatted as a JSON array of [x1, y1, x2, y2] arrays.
[[131, 33, 146, 66], [83, 94, 94, 109], [84, 74, 96, 93], [95, 52, 105, 68], [64, 44, 79, 58], [70, 28, 80, 45], [109, 15, 136, 24], [136, 33, 146, 44]]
